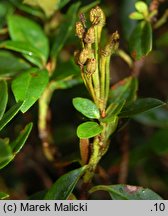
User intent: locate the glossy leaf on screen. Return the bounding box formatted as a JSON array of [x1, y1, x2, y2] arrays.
[[10, 123, 33, 154], [45, 166, 86, 200], [89, 184, 163, 200], [0, 139, 13, 169], [0, 192, 9, 200], [119, 98, 165, 117], [109, 76, 138, 104], [134, 107, 168, 128], [8, 15, 49, 64], [50, 2, 80, 58], [0, 41, 44, 68], [129, 21, 152, 60], [12, 68, 49, 113], [73, 97, 100, 119], [0, 51, 30, 77], [0, 80, 8, 120], [0, 102, 22, 131], [77, 122, 103, 139]]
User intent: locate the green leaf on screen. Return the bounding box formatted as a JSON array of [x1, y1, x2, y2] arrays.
[[12, 68, 49, 113], [129, 21, 152, 60], [101, 102, 125, 123], [73, 97, 100, 119], [0, 41, 44, 68], [89, 184, 163, 200], [50, 2, 80, 58], [10, 123, 33, 154], [7, 15, 49, 64], [77, 122, 103, 139], [0, 51, 30, 77], [45, 166, 86, 200], [0, 192, 9, 200], [119, 98, 165, 118], [0, 1, 14, 28], [0, 80, 8, 120], [0, 102, 22, 131], [0, 123, 32, 169], [120, 0, 137, 40], [0, 139, 13, 169], [135, 1, 148, 16], [133, 107, 168, 128], [55, 0, 71, 10], [129, 12, 144, 20], [109, 76, 138, 105], [9, 0, 45, 19]]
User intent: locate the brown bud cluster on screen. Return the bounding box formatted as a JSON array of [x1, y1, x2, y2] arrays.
[[76, 21, 85, 39], [86, 58, 96, 75], [90, 6, 105, 26], [84, 26, 95, 44], [78, 48, 89, 66], [102, 31, 119, 56]]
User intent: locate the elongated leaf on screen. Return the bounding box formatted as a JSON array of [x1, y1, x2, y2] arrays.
[[77, 122, 103, 139], [50, 2, 80, 58], [8, 15, 49, 63], [109, 76, 138, 104], [0, 80, 8, 120], [133, 107, 168, 128], [55, 0, 71, 10], [129, 21, 152, 60], [0, 102, 22, 131], [0, 51, 30, 77], [0, 139, 13, 168], [120, 0, 137, 39], [10, 123, 33, 154], [102, 101, 125, 123], [89, 184, 163, 200], [119, 98, 165, 117], [0, 41, 44, 68], [12, 68, 49, 113], [9, 0, 44, 19], [0, 123, 32, 169], [0, 192, 9, 200], [45, 166, 86, 200], [73, 97, 100, 119]]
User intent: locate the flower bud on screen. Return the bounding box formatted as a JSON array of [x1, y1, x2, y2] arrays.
[[102, 31, 120, 56], [90, 6, 105, 26], [76, 21, 85, 39], [84, 26, 95, 44], [78, 48, 89, 65], [86, 58, 96, 75]]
